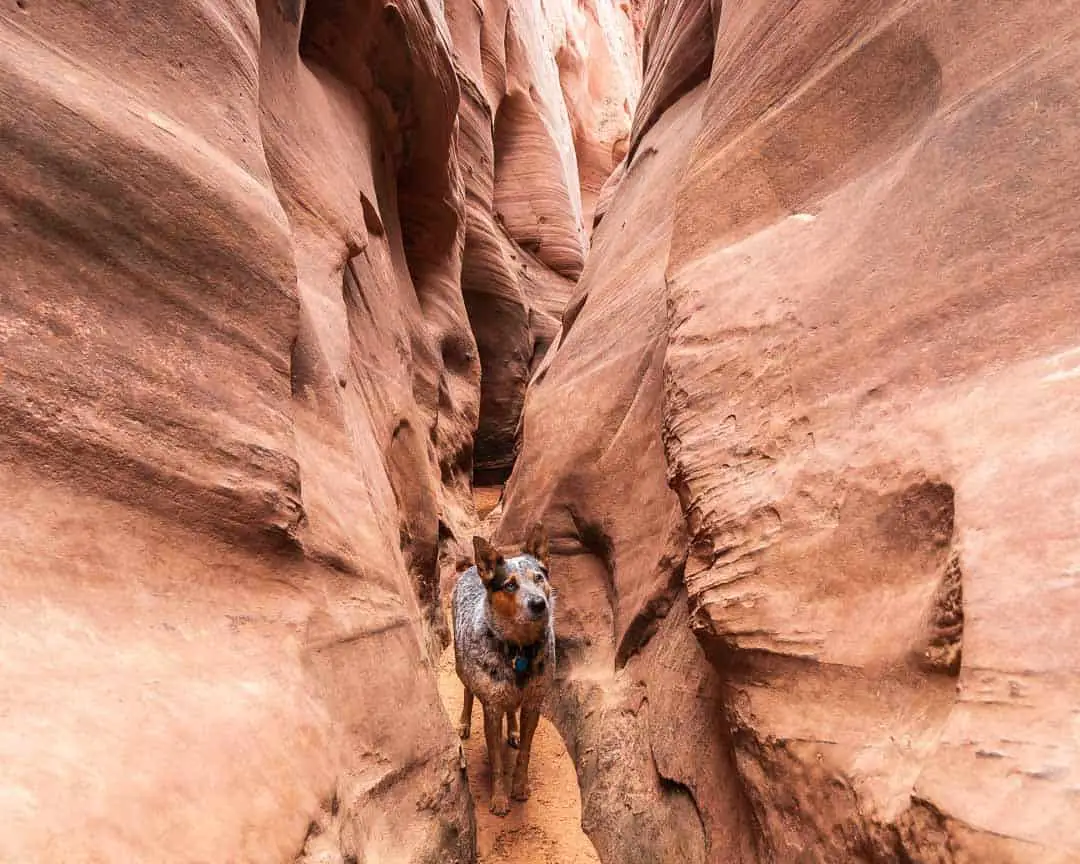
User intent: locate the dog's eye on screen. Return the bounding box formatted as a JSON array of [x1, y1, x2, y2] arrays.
[[502, 581, 518, 593], [536, 567, 548, 581]]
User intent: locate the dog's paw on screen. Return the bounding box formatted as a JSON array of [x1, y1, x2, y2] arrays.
[[507, 732, 520, 749], [511, 782, 530, 802], [490, 793, 510, 816], [458, 722, 471, 740]]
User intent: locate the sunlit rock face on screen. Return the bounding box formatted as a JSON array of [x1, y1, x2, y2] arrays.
[[0, 0, 636, 861], [499, 1, 1080, 862]]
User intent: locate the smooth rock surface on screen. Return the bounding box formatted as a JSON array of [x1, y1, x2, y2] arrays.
[[0, 0, 636, 860], [497, 82, 759, 863], [500, 1, 1080, 861], [449, 0, 640, 482], [1, 1, 475, 860]]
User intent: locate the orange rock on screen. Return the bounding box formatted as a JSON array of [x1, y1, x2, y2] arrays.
[[448, 0, 640, 482], [500, 0, 1080, 861], [0, 0, 634, 861]]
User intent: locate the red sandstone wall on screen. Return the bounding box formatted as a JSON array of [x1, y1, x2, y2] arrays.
[[0, 0, 636, 860], [499, 2, 1080, 861]]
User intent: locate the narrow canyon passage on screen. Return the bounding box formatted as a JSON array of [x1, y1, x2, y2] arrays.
[[2, 1, 1079, 863], [436, 643, 599, 864], [436, 487, 599, 864]]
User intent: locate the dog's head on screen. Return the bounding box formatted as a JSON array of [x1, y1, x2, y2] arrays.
[[473, 523, 552, 645]]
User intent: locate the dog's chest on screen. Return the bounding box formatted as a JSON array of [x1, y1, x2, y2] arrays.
[[453, 567, 553, 709], [483, 638, 548, 684], [463, 636, 549, 709]]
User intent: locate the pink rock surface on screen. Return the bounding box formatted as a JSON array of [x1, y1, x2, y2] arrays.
[[500, 0, 1080, 861], [0, 1, 478, 860], [447, 0, 640, 481], [0, 0, 636, 860], [498, 82, 758, 862], [667, 2, 1080, 858]]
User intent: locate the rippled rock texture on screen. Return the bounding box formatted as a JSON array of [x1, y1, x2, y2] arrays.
[[499, 1, 1080, 862], [0, 0, 636, 861], [450, 0, 640, 482]]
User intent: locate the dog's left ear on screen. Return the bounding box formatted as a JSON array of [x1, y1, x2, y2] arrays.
[[524, 522, 549, 566]]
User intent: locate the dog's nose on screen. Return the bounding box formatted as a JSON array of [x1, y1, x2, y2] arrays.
[[527, 596, 548, 616]]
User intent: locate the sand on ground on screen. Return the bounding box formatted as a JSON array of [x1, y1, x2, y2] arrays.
[[436, 645, 599, 864]]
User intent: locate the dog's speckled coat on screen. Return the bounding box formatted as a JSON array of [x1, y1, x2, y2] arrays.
[[452, 526, 554, 815]]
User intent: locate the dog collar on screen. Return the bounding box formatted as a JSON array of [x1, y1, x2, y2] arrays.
[[488, 628, 545, 687]]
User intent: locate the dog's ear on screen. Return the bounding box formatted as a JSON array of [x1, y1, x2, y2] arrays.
[[473, 536, 505, 585], [524, 522, 549, 566]]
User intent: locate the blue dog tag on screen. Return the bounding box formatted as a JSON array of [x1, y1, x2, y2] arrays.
[[514, 656, 529, 674]]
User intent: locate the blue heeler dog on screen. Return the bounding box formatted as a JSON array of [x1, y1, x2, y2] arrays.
[[452, 523, 554, 815]]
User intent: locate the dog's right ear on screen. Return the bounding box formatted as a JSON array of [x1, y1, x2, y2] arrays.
[[473, 536, 505, 585]]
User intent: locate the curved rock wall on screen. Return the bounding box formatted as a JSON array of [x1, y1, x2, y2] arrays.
[[449, 0, 640, 482], [0, 0, 636, 861], [8, 0, 1073, 860], [499, 1, 1080, 862]]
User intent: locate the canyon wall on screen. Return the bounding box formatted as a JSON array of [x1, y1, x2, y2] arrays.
[[451, 0, 640, 483], [0, 0, 635, 861], [498, 1, 1080, 862], [5, 0, 1078, 861]]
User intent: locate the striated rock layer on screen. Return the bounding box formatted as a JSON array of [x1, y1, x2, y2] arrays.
[[0, 1, 475, 861], [0, 0, 636, 862], [448, 0, 640, 482], [500, 1, 1080, 862]]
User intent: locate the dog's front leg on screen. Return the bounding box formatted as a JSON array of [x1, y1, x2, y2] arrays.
[[483, 705, 510, 815], [511, 704, 541, 801], [506, 708, 519, 748], [458, 686, 474, 739]]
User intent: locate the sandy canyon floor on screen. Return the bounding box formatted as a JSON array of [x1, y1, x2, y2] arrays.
[[437, 488, 597, 864]]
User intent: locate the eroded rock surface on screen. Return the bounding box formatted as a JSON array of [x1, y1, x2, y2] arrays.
[[500, 1, 1080, 862], [498, 78, 759, 863], [1, 1, 474, 861], [6, 0, 1077, 860], [449, 0, 640, 482], [0, 0, 635, 861]]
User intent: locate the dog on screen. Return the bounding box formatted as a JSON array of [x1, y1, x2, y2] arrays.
[[451, 523, 554, 815]]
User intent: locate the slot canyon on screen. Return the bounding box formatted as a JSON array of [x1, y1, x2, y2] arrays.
[[1, 1, 1078, 862]]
